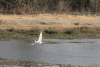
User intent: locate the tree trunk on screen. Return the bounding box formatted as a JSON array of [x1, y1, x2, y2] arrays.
[[95, 0, 98, 15]]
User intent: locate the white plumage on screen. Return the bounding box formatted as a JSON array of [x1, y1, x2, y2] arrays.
[[31, 31, 43, 45]]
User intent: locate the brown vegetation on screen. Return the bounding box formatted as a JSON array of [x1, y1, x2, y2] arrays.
[[0, 0, 100, 15], [0, 14, 100, 30]]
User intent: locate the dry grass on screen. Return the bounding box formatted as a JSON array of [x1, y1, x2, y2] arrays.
[[0, 13, 100, 31]]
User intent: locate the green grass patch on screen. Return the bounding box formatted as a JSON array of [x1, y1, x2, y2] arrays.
[[67, 41, 93, 43], [44, 41, 59, 44], [0, 27, 100, 40]]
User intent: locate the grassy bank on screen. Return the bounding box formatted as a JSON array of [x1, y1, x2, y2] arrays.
[[0, 58, 96, 67], [0, 26, 100, 40]]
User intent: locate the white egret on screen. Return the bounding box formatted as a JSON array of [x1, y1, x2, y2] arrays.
[[31, 31, 43, 45]]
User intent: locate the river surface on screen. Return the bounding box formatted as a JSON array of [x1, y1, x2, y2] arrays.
[[0, 39, 100, 66]]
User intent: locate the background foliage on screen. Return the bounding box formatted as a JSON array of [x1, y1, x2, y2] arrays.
[[0, 0, 100, 14]]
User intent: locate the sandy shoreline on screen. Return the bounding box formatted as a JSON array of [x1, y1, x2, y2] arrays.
[[0, 13, 100, 30]]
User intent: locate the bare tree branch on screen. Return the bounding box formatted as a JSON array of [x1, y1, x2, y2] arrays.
[[0, 0, 12, 5]]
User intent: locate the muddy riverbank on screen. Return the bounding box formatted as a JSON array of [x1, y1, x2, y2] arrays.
[[0, 58, 97, 67]]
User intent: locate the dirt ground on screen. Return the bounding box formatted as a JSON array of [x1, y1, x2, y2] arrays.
[[0, 13, 100, 30]]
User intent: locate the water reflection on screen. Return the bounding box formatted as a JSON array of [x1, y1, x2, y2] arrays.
[[0, 39, 100, 66]]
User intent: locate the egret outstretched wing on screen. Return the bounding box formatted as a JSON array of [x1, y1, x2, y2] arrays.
[[37, 32, 42, 42], [32, 31, 43, 45]]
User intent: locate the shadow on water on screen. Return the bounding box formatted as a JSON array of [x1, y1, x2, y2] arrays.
[[0, 39, 100, 67]]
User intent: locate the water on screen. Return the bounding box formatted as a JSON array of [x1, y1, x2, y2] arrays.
[[0, 39, 100, 66]]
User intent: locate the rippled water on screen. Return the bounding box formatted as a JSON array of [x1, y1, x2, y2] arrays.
[[0, 39, 100, 66]]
